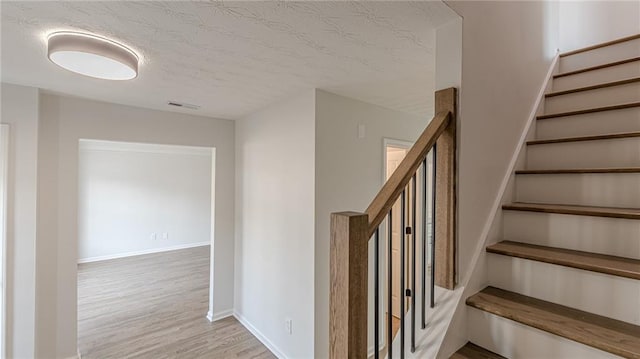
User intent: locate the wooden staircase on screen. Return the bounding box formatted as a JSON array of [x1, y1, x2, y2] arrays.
[[453, 34, 640, 358], [451, 342, 505, 359]]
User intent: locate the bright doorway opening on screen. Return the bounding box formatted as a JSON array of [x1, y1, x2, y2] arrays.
[[76, 139, 216, 358], [383, 139, 413, 342], [382, 138, 435, 350]]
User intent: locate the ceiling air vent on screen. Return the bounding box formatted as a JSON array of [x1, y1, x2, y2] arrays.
[[167, 101, 200, 110]]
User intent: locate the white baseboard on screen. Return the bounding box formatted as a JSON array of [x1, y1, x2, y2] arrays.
[[234, 311, 287, 359], [65, 350, 81, 359], [77, 241, 210, 263], [207, 309, 233, 322]]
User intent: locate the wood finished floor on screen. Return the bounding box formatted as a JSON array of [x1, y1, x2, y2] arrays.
[[78, 246, 275, 359]]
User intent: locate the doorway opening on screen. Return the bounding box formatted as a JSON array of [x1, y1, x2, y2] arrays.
[[76, 139, 216, 358], [383, 139, 414, 342], [382, 138, 436, 352]]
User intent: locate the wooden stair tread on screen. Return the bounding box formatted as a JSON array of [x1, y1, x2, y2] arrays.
[[467, 287, 640, 358], [537, 102, 640, 120], [450, 342, 505, 359], [545, 77, 640, 98], [487, 241, 640, 280], [516, 167, 640, 174], [502, 202, 640, 220], [527, 131, 640, 145], [560, 34, 640, 57], [554, 57, 640, 79]]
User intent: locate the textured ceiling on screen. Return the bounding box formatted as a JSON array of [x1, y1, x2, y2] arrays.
[[1, 1, 458, 119]]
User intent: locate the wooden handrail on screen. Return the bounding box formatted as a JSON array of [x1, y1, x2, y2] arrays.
[[329, 87, 457, 359], [367, 86, 458, 287], [365, 110, 451, 237]]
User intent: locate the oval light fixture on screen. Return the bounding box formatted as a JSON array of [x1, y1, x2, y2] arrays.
[[47, 31, 139, 80]]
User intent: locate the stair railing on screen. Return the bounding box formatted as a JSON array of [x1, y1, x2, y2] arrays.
[[329, 87, 457, 358]]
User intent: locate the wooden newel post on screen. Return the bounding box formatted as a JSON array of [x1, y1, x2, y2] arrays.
[[329, 212, 369, 359], [434, 87, 458, 289]]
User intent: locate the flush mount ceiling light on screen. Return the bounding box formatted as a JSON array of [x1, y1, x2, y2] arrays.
[[47, 31, 139, 80]]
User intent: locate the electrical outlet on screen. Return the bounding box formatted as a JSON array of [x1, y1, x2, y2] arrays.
[[150, 233, 157, 241], [162, 232, 168, 240], [285, 319, 293, 335]]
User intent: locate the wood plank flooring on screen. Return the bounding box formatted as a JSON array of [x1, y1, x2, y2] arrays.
[[78, 246, 275, 359]]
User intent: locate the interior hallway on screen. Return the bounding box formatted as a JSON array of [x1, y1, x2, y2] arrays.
[[78, 246, 274, 359]]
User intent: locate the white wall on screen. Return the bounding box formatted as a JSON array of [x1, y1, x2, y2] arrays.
[[78, 140, 212, 262], [34, 92, 235, 358], [35, 85, 60, 358], [314, 90, 427, 358], [559, 1, 640, 52], [436, 1, 640, 355], [0, 83, 39, 359], [436, 18, 463, 91], [434, 1, 560, 357], [0, 124, 8, 358], [445, 0, 559, 297], [234, 91, 316, 359]]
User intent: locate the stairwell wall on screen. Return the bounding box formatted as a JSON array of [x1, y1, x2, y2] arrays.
[[313, 90, 427, 358], [234, 90, 317, 359], [436, 1, 561, 356], [25, 91, 237, 359], [0, 83, 39, 359], [559, 1, 640, 52]]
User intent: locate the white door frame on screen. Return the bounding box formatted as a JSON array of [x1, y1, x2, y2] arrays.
[[382, 138, 413, 185], [207, 148, 217, 322], [381, 138, 413, 340], [75, 140, 218, 331], [0, 124, 9, 359]]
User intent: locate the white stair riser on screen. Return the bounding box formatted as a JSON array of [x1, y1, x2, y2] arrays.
[[545, 82, 640, 114], [516, 173, 640, 208], [488, 254, 640, 325], [553, 61, 640, 92], [559, 39, 640, 73], [536, 107, 640, 139], [527, 138, 640, 170], [503, 211, 640, 260], [467, 307, 620, 359]]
